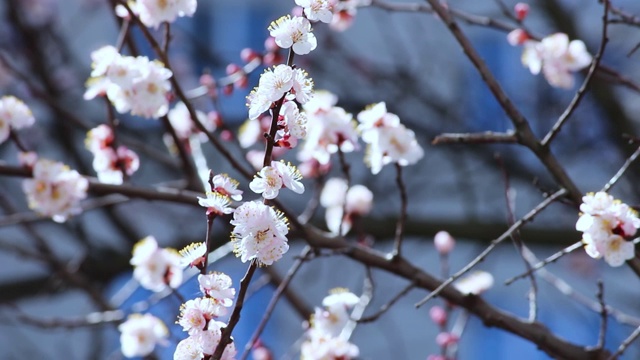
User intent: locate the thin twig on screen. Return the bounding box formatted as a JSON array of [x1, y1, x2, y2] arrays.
[[497, 154, 537, 321], [597, 281, 607, 349], [608, 325, 640, 360], [392, 164, 407, 258], [415, 188, 567, 307], [239, 247, 313, 360], [541, 0, 610, 146], [601, 145, 640, 192], [505, 241, 583, 285], [358, 282, 415, 323]]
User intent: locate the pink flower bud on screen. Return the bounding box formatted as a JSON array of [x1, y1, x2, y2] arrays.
[[226, 63, 241, 76], [429, 306, 447, 326], [514, 3, 529, 21], [264, 37, 279, 52], [507, 29, 529, 46], [435, 332, 459, 347], [223, 84, 234, 96], [199, 73, 216, 88], [240, 48, 261, 63], [434, 231, 455, 254]]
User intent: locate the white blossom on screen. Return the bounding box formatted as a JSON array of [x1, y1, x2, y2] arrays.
[[454, 271, 494, 295], [296, 0, 333, 23], [0, 96, 35, 144], [230, 201, 289, 266], [130, 236, 183, 291], [198, 272, 235, 307], [22, 159, 88, 223], [119, 313, 168, 358], [197, 192, 234, 216], [117, 0, 197, 29], [269, 15, 317, 55]]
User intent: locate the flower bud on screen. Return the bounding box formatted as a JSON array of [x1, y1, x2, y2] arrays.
[[240, 48, 261, 63], [434, 231, 455, 255], [435, 332, 459, 347], [429, 305, 447, 326], [514, 3, 529, 21], [507, 29, 529, 46]]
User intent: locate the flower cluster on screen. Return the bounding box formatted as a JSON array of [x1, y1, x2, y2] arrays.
[[301, 289, 360, 360], [510, 32, 592, 89], [249, 160, 304, 199], [575, 192, 640, 267], [197, 173, 242, 216], [330, 0, 372, 31], [246, 64, 314, 120], [85, 45, 173, 118], [298, 90, 359, 166], [116, 0, 197, 29], [85, 125, 139, 184], [230, 201, 289, 266], [174, 246, 237, 360], [130, 236, 183, 292], [320, 177, 373, 235], [22, 158, 89, 223], [0, 96, 35, 145], [357, 102, 424, 174], [295, 0, 333, 23], [119, 313, 168, 358]]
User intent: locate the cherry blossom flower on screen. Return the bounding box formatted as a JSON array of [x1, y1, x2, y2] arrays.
[[230, 201, 289, 266], [179, 242, 207, 268], [203, 173, 241, 201], [250, 161, 304, 199], [329, 0, 371, 31], [130, 236, 183, 291], [517, 33, 592, 89], [290, 68, 315, 104], [296, 0, 333, 23], [116, 0, 197, 29], [0, 96, 36, 144], [320, 178, 373, 235], [173, 336, 203, 360], [258, 64, 294, 102], [197, 192, 234, 216], [85, 47, 173, 118], [300, 332, 360, 360], [299, 104, 359, 165], [178, 297, 227, 334], [167, 101, 213, 141], [281, 100, 308, 140], [357, 102, 424, 174], [22, 159, 89, 223], [576, 192, 639, 267], [268, 15, 317, 55], [301, 288, 360, 360], [198, 272, 235, 306], [246, 89, 273, 120], [453, 271, 494, 295], [119, 313, 168, 358]]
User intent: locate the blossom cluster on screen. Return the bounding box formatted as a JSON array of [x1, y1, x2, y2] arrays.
[[575, 192, 640, 267], [116, 0, 197, 29], [197, 173, 243, 216], [130, 235, 183, 292], [509, 31, 592, 89], [301, 289, 360, 360], [297, 90, 359, 167], [246, 64, 314, 121], [85, 45, 172, 118], [320, 177, 373, 235], [85, 124, 139, 184], [173, 271, 237, 360], [0, 96, 35, 145], [357, 102, 424, 174], [22, 158, 88, 223]]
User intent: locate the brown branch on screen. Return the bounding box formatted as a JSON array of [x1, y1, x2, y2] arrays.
[[432, 131, 518, 145], [391, 163, 407, 258], [358, 282, 415, 323]]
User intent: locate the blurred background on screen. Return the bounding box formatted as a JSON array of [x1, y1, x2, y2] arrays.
[[1, 0, 640, 358]]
